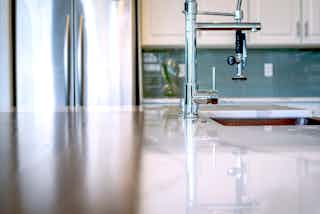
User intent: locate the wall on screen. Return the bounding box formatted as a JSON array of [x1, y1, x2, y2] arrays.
[[142, 49, 320, 98]]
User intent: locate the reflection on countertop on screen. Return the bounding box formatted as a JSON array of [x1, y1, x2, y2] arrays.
[[0, 110, 143, 214], [0, 106, 320, 214], [140, 106, 320, 214]]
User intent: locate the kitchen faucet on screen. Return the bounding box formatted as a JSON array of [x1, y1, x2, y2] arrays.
[[183, 0, 261, 118]]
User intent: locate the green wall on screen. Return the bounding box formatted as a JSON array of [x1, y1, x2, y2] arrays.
[[142, 49, 320, 98]]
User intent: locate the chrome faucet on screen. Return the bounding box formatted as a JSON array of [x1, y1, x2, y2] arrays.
[[183, 0, 261, 118]]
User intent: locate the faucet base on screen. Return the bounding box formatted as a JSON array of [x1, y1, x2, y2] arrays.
[[182, 90, 219, 118], [182, 102, 199, 119], [183, 112, 199, 119]]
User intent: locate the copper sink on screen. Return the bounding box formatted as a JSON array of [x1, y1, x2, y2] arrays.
[[211, 117, 320, 126]]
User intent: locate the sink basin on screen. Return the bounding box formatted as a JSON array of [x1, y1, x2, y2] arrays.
[[212, 117, 320, 126], [205, 105, 312, 119], [206, 105, 319, 126]]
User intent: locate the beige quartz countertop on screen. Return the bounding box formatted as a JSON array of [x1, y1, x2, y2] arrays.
[[0, 106, 320, 214]]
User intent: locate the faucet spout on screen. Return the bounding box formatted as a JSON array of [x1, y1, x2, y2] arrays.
[[183, 0, 261, 118], [236, 0, 243, 11], [196, 22, 261, 31]]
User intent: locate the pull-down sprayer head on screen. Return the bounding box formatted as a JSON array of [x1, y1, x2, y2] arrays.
[[227, 30, 248, 80]]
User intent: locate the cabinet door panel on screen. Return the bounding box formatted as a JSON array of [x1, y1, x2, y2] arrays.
[[141, 0, 185, 46], [141, 0, 248, 47], [249, 0, 301, 45], [303, 0, 320, 44]]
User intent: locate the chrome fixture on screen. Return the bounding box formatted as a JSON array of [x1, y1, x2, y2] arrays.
[[183, 0, 261, 118]]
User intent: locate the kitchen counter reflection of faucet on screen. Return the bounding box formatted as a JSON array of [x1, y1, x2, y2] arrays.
[[183, 0, 261, 118], [0, 106, 320, 214], [139, 106, 320, 214]]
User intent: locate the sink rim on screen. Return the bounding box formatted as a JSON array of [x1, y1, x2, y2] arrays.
[[211, 117, 320, 126]]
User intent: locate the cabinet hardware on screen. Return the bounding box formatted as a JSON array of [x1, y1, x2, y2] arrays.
[[305, 21, 309, 37], [296, 21, 301, 37]]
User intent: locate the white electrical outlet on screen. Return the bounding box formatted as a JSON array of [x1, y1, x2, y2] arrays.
[[264, 63, 273, 77], [179, 64, 185, 78]]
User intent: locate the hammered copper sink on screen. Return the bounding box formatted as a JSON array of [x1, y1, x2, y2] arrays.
[[212, 117, 320, 126]]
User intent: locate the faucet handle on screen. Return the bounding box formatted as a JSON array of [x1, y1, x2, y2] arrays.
[[227, 56, 236, 65]]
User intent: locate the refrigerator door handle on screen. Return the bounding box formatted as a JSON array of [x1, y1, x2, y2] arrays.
[[64, 15, 72, 106], [77, 16, 85, 106]]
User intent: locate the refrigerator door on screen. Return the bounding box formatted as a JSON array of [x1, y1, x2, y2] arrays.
[[0, 0, 13, 111], [75, 0, 136, 107], [16, 0, 72, 111]]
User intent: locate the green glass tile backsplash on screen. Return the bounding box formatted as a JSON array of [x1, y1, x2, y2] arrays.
[[142, 49, 320, 98]]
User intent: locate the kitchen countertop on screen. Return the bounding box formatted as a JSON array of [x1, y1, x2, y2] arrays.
[[0, 105, 320, 214]]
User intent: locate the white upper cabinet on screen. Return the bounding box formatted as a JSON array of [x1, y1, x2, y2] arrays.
[[141, 0, 185, 46], [141, 0, 320, 47], [197, 0, 248, 46], [141, 0, 245, 47], [249, 0, 301, 45], [302, 0, 320, 44]]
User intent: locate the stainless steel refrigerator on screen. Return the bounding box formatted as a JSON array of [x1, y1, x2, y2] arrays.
[[0, 0, 13, 111], [15, 0, 136, 111]]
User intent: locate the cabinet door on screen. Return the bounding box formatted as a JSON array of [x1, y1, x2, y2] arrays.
[[302, 0, 320, 44], [197, 0, 248, 46], [141, 0, 185, 46], [249, 0, 301, 45]]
